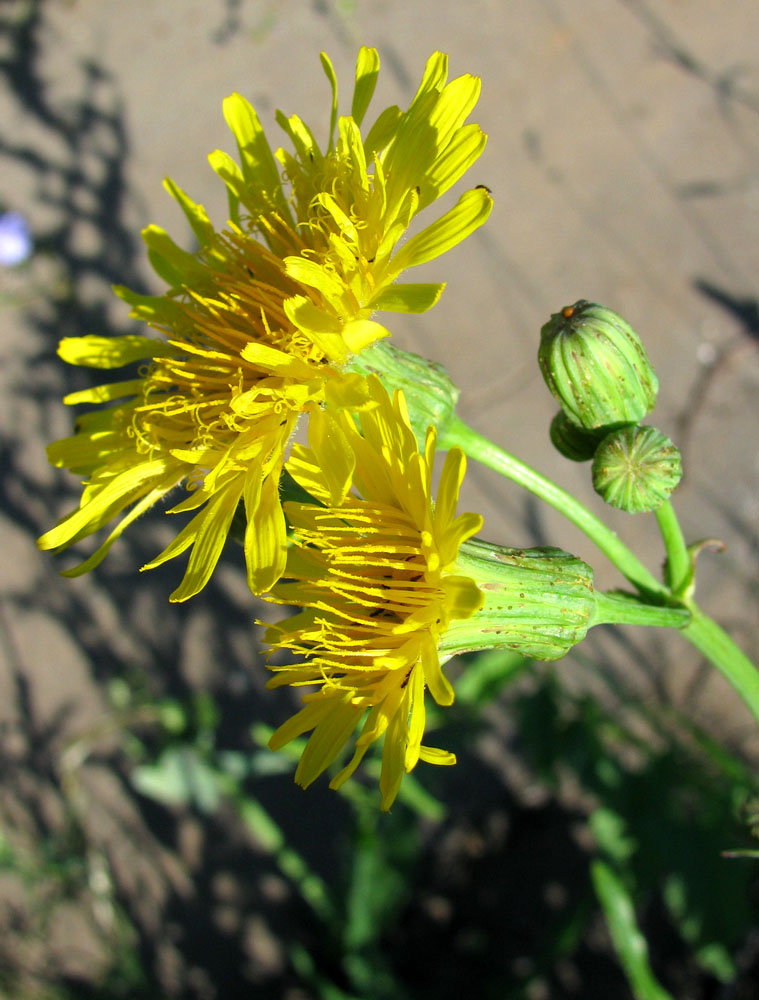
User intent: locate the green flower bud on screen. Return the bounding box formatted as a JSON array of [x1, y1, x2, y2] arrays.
[[440, 539, 596, 661], [347, 340, 459, 445], [538, 300, 659, 430], [592, 425, 682, 513], [549, 410, 604, 462]]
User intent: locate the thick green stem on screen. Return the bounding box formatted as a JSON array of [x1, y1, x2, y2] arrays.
[[441, 416, 665, 599], [682, 605, 759, 726], [592, 591, 690, 630], [655, 500, 690, 596]]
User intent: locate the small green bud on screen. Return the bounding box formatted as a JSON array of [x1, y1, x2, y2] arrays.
[[539, 300, 659, 430], [347, 340, 459, 445], [592, 425, 682, 513], [439, 539, 596, 661], [549, 410, 604, 462]]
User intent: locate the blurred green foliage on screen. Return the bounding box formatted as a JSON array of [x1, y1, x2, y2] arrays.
[[109, 648, 758, 998], [3, 649, 757, 998]]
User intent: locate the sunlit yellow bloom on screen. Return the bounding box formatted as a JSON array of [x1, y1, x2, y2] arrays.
[[38, 47, 491, 601], [264, 376, 484, 810]]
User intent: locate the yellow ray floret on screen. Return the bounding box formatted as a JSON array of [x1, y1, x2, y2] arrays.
[[38, 47, 491, 600], [263, 376, 484, 810]]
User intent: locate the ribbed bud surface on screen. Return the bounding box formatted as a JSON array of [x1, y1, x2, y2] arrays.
[[592, 424, 682, 512], [539, 300, 659, 430], [439, 539, 596, 661]]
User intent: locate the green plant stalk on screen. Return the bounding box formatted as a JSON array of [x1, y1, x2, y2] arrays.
[[442, 417, 759, 725], [591, 859, 676, 1000], [681, 606, 759, 726], [592, 592, 689, 630], [441, 416, 665, 598], [655, 500, 690, 595]]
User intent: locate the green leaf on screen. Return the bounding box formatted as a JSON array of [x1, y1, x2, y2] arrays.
[[450, 649, 528, 706], [130, 748, 220, 813], [234, 795, 335, 924], [589, 808, 637, 864], [592, 859, 675, 1000]]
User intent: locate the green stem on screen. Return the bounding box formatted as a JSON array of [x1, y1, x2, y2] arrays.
[[592, 591, 690, 630], [441, 416, 665, 599], [655, 500, 690, 595], [442, 417, 759, 725], [682, 604, 759, 726]]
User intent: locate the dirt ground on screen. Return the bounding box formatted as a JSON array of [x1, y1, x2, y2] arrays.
[[0, 1, 757, 997]]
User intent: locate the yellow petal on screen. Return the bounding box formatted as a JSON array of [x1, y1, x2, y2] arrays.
[[162, 177, 215, 248], [38, 459, 170, 552], [324, 372, 376, 412], [418, 746, 456, 766], [313, 192, 359, 244], [363, 104, 403, 161], [46, 429, 123, 474], [351, 46, 380, 126], [319, 51, 339, 148], [379, 709, 407, 811], [63, 379, 143, 406], [222, 92, 292, 223], [58, 335, 178, 369], [239, 341, 319, 378], [309, 408, 355, 507], [368, 283, 445, 314], [276, 111, 323, 172], [440, 574, 484, 619], [169, 478, 246, 602], [268, 697, 335, 751], [61, 473, 178, 577], [421, 123, 488, 206], [294, 697, 366, 788], [284, 296, 349, 364], [142, 224, 208, 288], [284, 257, 346, 311], [439, 511, 483, 568], [285, 442, 334, 506], [427, 73, 481, 153], [421, 632, 454, 706], [114, 285, 187, 328], [342, 319, 389, 354], [413, 51, 448, 101], [207, 148, 245, 221], [388, 186, 493, 275], [404, 665, 426, 772], [434, 446, 466, 532], [244, 470, 287, 595]]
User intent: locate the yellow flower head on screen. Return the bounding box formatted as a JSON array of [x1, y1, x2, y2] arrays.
[[264, 376, 484, 810], [38, 48, 491, 601]]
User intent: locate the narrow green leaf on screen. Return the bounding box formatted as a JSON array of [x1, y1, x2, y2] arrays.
[[592, 860, 675, 1000]]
